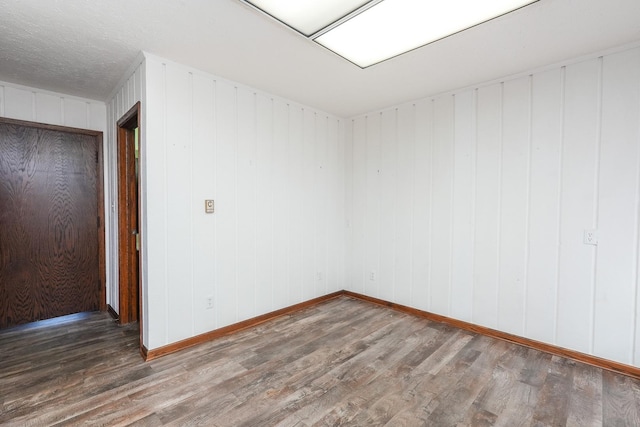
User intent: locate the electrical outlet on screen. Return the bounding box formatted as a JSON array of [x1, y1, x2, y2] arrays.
[[583, 229, 598, 245], [205, 296, 214, 309], [317, 272, 323, 281], [369, 271, 376, 281]]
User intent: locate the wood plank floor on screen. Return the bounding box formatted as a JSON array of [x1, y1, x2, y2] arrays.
[[1, 296, 639, 426]]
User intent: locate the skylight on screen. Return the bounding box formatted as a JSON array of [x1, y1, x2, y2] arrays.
[[246, 0, 372, 36], [244, 0, 538, 68]]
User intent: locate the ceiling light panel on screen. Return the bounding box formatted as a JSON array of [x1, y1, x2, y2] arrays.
[[246, 0, 373, 36], [316, 0, 537, 67]]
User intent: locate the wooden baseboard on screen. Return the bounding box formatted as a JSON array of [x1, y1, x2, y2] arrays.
[[143, 291, 344, 361], [106, 304, 119, 320], [140, 288, 640, 380], [343, 290, 640, 381], [140, 343, 149, 360]]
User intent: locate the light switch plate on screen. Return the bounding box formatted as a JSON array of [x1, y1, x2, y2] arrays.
[[205, 200, 214, 214]]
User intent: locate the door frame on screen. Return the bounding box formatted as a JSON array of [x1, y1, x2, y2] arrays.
[[116, 102, 142, 326], [0, 116, 107, 313]]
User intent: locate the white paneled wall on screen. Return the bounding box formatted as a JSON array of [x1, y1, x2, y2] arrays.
[[143, 54, 345, 350], [0, 81, 106, 131], [347, 46, 640, 367], [105, 57, 145, 316]]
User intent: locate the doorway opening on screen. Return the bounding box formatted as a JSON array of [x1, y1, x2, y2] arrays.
[[117, 103, 141, 327]]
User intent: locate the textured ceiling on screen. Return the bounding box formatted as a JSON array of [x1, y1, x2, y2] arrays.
[[0, 0, 639, 117]]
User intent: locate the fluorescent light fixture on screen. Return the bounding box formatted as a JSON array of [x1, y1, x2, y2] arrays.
[[244, 0, 538, 67], [246, 0, 371, 36]]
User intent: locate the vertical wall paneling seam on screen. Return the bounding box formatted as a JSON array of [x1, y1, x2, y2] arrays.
[[120, 89, 124, 119], [327, 116, 331, 292], [363, 116, 368, 294], [312, 111, 323, 297], [392, 108, 398, 301], [496, 83, 504, 327], [338, 119, 347, 291], [409, 104, 417, 303], [319, 113, 325, 294], [554, 67, 567, 344], [253, 92, 258, 316], [286, 104, 291, 303], [330, 117, 335, 292], [448, 96, 456, 316], [316, 116, 329, 295], [311, 110, 316, 297], [335, 119, 340, 291], [125, 74, 130, 110], [320, 113, 324, 291], [162, 62, 169, 343], [632, 61, 640, 365], [347, 119, 353, 291], [342, 120, 347, 290], [325, 115, 330, 295], [113, 85, 119, 311], [131, 72, 136, 115], [271, 99, 276, 307], [109, 99, 115, 310], [523, 76, 533, 334], [338, 120, 342, 291], [427, 100, 434, 309], [301, 108, 307, 298], [298, 107, 305, 302], [105, 103, 110, 306], [471, 90, 479, 322], [342, 119, 346, 290], [189, 72, 195, 335], [590, 57, 604, 354], [212, 79, 219, 329], [378, 112, 383, 298], [107, 102, 111, 305], [115, 94, 120, 307], [131, 72, 135, 104], [234, 87, 239, 322]]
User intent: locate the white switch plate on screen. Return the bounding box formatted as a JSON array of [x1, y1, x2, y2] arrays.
[[583, 229, 598, 245], [204, 200, 214, 214]]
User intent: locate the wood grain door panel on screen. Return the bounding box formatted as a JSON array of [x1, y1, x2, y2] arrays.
[[0, 122, 101, 328]]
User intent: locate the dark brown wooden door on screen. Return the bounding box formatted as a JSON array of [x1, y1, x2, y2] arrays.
[[0, 121, 103, 328]]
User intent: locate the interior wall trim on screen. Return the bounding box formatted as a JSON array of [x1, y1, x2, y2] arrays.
[[107, 304, 119, 320], [143, 291, 344, 361], [141, 288, 640, 380], [140, 343, 149, 360], [343, 290, 640, 381]]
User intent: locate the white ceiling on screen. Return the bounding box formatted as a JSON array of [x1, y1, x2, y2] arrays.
[[0, 0, 639, 117]]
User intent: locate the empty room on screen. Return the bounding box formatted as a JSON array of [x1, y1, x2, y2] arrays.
[[1, 0, 640, 425]]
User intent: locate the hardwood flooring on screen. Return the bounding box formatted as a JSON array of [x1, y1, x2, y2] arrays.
[[1, 296, 639, 426]]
